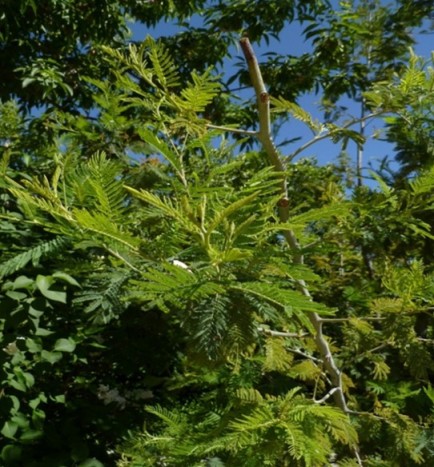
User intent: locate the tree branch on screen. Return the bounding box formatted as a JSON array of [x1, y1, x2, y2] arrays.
[[239, 38, 288, 204], [240, 40, 359, 457], [257, 328, 322, 363], [418, 337, 434, 344]]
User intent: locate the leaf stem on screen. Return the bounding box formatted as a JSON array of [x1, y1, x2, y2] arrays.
[[257, 327, 309, 338], [206, 123, 258, 136], [319, 317, 385, 323]]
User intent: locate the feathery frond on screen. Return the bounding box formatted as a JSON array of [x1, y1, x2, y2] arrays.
[[178, 69, 221, 113], [0, 237, 69, 279], [144, 37, 180, 90]]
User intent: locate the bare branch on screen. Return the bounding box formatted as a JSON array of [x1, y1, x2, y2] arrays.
[[239, 37, 288, 202], [288, 347, 322, 363]]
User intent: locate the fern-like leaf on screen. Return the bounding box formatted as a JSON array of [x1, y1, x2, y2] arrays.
[[263, 336, 294, 373], [410, 164, 434, 195], [145, 404, 186, 430], [265, 202, 351, 236], [73, 271, 129, 323], [178, 69, 221, 113], [270, 96, 322, 133], [187, 295, 231, 360], [144, 36, 180, 90], [137, 127, 183, 176], [233, 281, 334, 322], [67, 152, 127, 222], [228, 405, 276, 441], [131, 263, 225, 312], [235, 388, 264, 404], [73, 209, 139, 251], [0, 237, 69, 279], [125, 187, 201, 234]]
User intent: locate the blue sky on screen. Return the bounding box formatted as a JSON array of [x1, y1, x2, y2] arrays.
[[127, 1, 434, 183]]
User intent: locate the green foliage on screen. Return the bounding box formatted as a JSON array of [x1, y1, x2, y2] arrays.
[[8, 152, 140, 253], [118, 388, 357, 467], [364, 51, 434, 179], [1, 2, 434, 466]]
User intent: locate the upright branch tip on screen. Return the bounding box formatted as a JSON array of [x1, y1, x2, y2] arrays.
[[240, 37, 255, 62]]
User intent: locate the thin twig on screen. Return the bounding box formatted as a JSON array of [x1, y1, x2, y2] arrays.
[[357, 100, 366, 187], [319, 317, 385, 323], [347, 410, 387, 420], [257, 327, 309, 338], [206, 123, 258, 136], [288, 348, 322, 363], [288, 111, 383, 162], [365, 343, 390, 354]]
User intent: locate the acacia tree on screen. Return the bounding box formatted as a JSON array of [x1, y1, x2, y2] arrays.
[[1, 1, 434, 466]]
